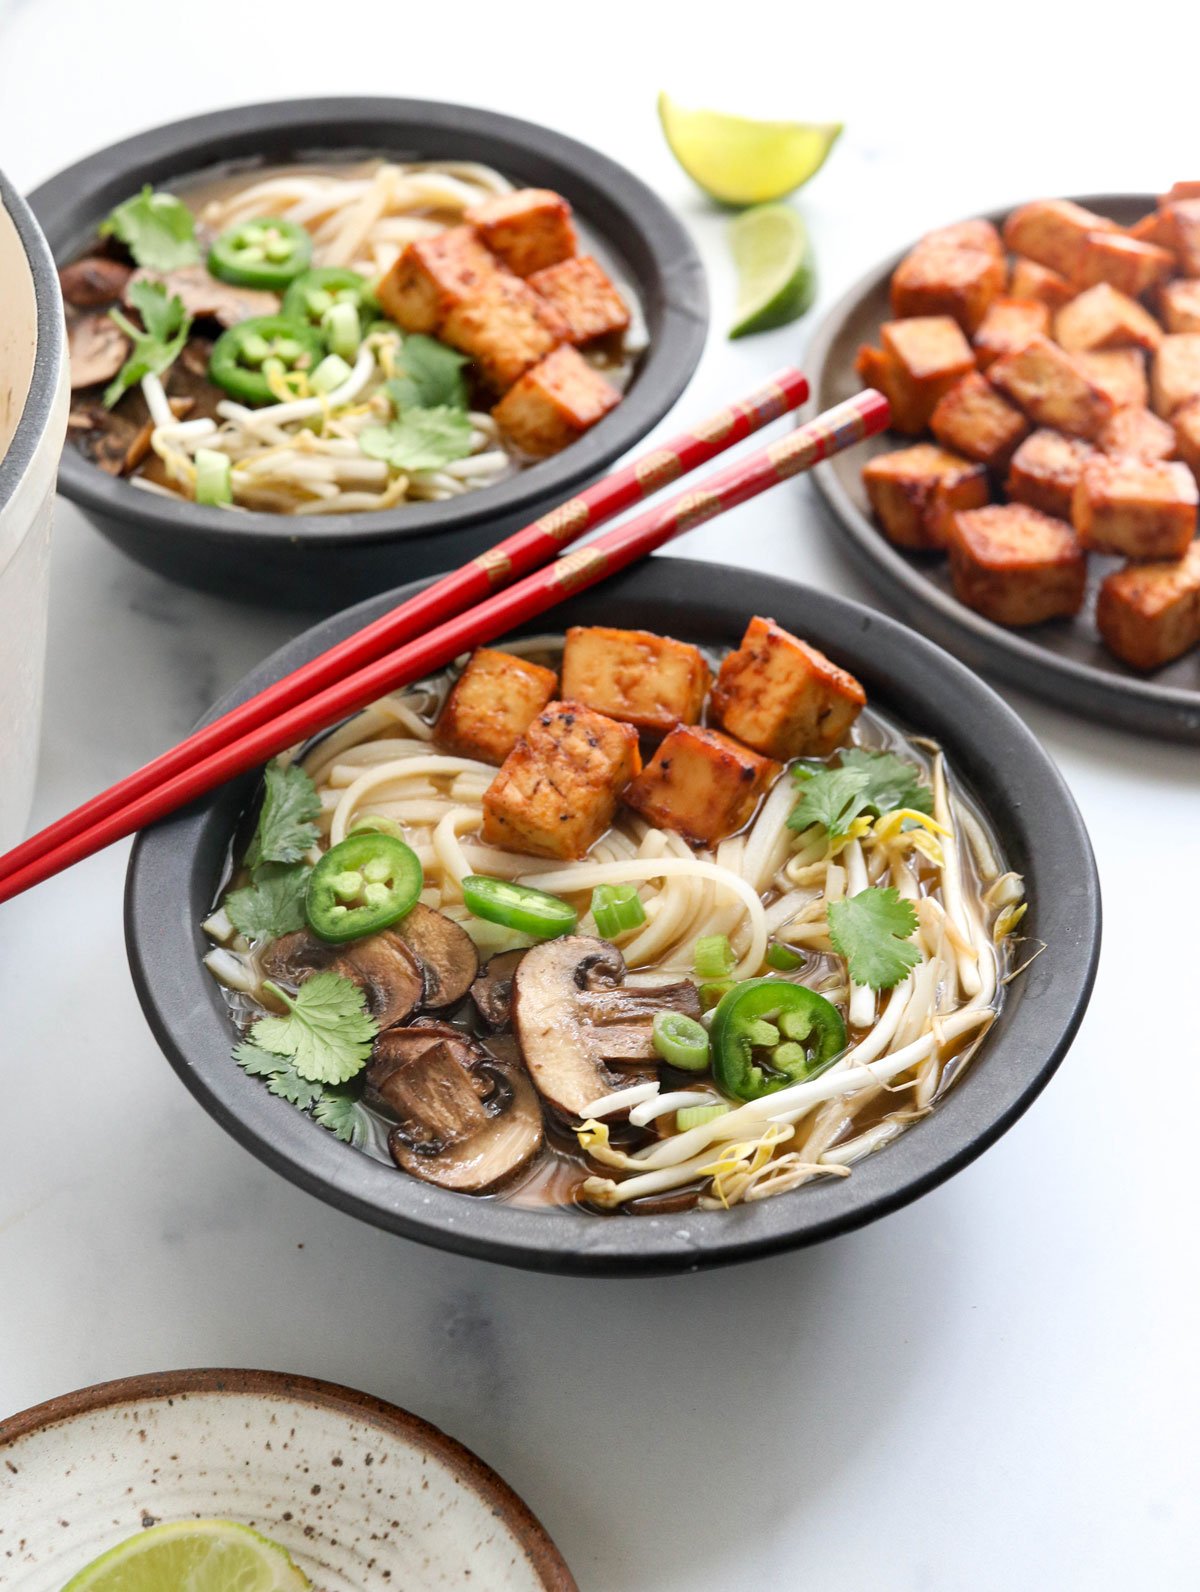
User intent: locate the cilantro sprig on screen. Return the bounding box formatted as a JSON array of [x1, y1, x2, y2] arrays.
[[104, 280, 192, 408], [788, 747, 932, 845], [245, 759, 321, 869], [827, 887, 921, 990], [235, 1022, 375, 1146], [225, 861, 310, 941], [252, 973, 378, 1085], [99, 186, 200, 272], [386, 335, 469, 412], [359, 405, 475, 473]]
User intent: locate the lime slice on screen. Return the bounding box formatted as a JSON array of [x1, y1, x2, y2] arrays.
[[62, 1520, 311, 1592], [729, 204, 815, 338], [658, 93, 841, 206]]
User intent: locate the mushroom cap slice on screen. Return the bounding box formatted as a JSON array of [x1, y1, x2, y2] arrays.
[[68, 312, 129, 389], [259, 928, 423, 1031], [392, 903, 479, 1008], [470, 949, 527, 1028], [125, 265, 281, 328]]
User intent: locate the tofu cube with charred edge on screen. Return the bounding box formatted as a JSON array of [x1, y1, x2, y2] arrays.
[[921, 219, 1005, 258], [1008, 257, 1075, 310], [972, 298, 1051, 370], [988, 335, 1114, 440], [945, 504, 1087, 626], [465, 189, 578, 278], [863, 444, 989, 550], [492, 345, 620, 457], [889, 244, 1005, 334], [1173, 397, 1200, 486], [375, 226, 499, 335], [1095, 541, 1200, 670], [1152, 335, 1200, 418], [1160, 280, 1200, 334], [1128, 211, 1176, 248], [435, 647, 558, 766], [711, 616, 866, 760], [1099, 406, 1177, 465], [1071, 455, 1198, 561], [560, 626, 711, 736], [1164, 199, 1200, 276], [1005, 429, 1095, 519], [526, 255, 630, 345], [1002, 200, 1120, 278], [1075, 350, 1149, 412], [439, 273, 568, 392], [930, 371, 1029, 470], [1054, 284, 1163, 355], [482, 700, 641, 861], [624, 725, 781, 848], [855, 317, 975, 435], [1072, 232, 1175, 297]]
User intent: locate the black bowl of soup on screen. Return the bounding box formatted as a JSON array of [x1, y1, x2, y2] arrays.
[[29, 98, 707, 610], [125, 558, 1101, 1275]]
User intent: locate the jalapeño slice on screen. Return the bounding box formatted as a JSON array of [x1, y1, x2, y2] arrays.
[[710, 978, 846, 1102], [208, 217, 313, 289], [208, 315, 325, 407], [306, 832, 423, 944], [282, 266, 378, 328], [461, 876, 578, 940]]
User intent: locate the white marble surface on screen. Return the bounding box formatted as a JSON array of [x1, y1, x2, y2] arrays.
[[1, 5, 1198, 1587]]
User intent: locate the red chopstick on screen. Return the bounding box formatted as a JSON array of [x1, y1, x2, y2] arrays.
[[0, 389, 887, 906], [0, 369, 808, 892]]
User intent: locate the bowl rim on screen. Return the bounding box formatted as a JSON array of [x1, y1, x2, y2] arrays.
[[124, 557, 1102, 1276], [0, 1366, 578, 1590], [29, 94, 708, 549]]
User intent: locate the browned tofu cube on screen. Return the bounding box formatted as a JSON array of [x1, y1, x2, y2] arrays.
[[1128, 210, 1176, 249], [973, 297, 1051, 369], [946, 504, 1087, 626], [711, 617, 866, 759], [1098, 406, 1177, 464], [375, 226, 499, 334], [878, 317, 976, 430], [481, 700, 640, 860], [1075, 350, 1149, 411], [1071, 455, 1198, 560], [1151, 334, 1200, 417], [1002, 200, 1120, 277], [526, 255, 630, 345], [1163, 183, 1200, 204], [863, 444, 989, 550], [1096, 541, 1200, 670], [440, 273, 567, 391], [854, 343, 927, 435], [1008, 257, 1075, 309], [434, 648, 557, 766], [1072, 232, 1175, 296], [919, 218, 1005, 258], [466, 189, 577, 278], [624, 725, 780, 847], [1164, 199, 1200, 276], [1054, 284, 1163, 354], [560, 626, 711, 736], [1159, 279, 1200, 333], [929, 371, 1029, 469], [492, 345, 620, 457], [889, 244, 1004, 334], [1173, 397, 1200, 484], [1005, 429, 1095, 519], [989, 334, 1114, 439]]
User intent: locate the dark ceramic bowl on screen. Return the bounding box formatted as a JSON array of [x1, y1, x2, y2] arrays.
[[29, 98, 707, 611], [125, 558, 1101, 1275]]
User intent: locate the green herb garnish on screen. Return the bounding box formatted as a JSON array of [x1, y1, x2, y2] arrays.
[[249, 972, 378, 1086], [387, 335, 470, 412], [359, 405, 474, 472], [837, 748, 933, 817], [234, 1041, 324, 1109], [224, 861, 311, 941], [827, 886, 921, 991], [104, 280, 192, 408], [788, 748, 932, 843], [313, 1087, 375, 1146], [245, 759, 321, 869], [99, 185, 200, 272]]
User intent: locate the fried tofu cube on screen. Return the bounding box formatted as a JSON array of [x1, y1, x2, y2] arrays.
[[1072, 232, 1175, 296], [1098, 406, 1177, 464], [1008, 256, 1075, 309], [1002, 200, 1120, 277], [481, 700, 640, 860], [526, 255, 629, 345], [1173, 397, 1200, 485], [1163, 183, 1200, 204], [988, 334, 1114, 439], [492, 345, 620, 457], [624, 725, 780, 847], [1054, 284, 1163, 354], [560, 626, 711, 736], [863, 444, 989, 550], [434, 648, 558, 766], [920, 218, 1005, 258], [889, 244, 1004, 334], [877, 317, 976, 430], [929, 371, 1029, 470], [439, 273, 567, 391], [711, 617, 866, 759], [854, 343, 926, 435], [1071, 455, 1198, 560], [1004, 429, 1095, 519], [1164, 199, 1200, 276], [466, 189, 578, 278], [375, 226, 499, 334], [1095, 541, 1200, 670], [972, 297, 1051, 369], [1075, 350, 1149, 411], [1151, 334, 1200, 417], [1128, 210, 1176, 249], [1159, 279, 1200, 334], [946, 504, 1086, 626]]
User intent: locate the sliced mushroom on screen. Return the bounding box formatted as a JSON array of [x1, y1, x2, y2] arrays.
[[59, 256, 133, 308], [68, 313, 129, 389], [126, 266, 280, 328], [512, 937, 703, 1117], [392, 904, 479, 1008], [470, 949, 527, 1028], [259, 928, 423, 1031]]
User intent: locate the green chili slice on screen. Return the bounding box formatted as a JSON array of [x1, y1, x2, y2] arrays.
[[462, 876, 577, 940], [208, 217, 313, 289], [766, 942, 804, 972], [652, 1011, 710, 1072], [282, 266, 378, 328], [306, 832, 423, 944], [591, 883, 647, 939], [710, 978, 846, 1102], [208, 315, 326, 406]]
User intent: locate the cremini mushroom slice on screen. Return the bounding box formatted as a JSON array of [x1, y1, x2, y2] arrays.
[[470, 949, 527, 1028], [125, 265, 281, 328], [68, 312, 129, 389], [391, 903, 479, 1008], [260, 928, 423, 1031]]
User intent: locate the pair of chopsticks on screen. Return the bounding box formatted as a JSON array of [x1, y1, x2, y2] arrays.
[[0, 371, 888, 905]]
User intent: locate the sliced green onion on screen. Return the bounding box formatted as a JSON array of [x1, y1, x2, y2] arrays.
[[675, 1102, 730, 1132], [323, 300, 361, 360], [766, 942, 804, 972], [652, 1010, 710, 1072], [311, 352, 353, 394], [694, 934, 736, 979], [348, 813, 406, 840], [194, 448, 232, 506], [591, 883, 647, 939]]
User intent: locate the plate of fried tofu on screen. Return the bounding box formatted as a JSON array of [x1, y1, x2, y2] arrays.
[[806, 191, 1200, 742]]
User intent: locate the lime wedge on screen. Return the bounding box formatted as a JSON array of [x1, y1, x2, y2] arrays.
[[729, 204, 815, 338], [658, 93, 842, 206], [62, 1520, 311, 1592]]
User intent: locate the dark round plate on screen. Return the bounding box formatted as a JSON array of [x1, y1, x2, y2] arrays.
[[805, 193, 1200, 743], [30, 97, 707, 611], [125, 557, 1101, 1276]]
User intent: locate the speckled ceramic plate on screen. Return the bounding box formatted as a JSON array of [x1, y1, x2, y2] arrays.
[[0, 1369, 576, 1590], [805, 193, 1200, 744]]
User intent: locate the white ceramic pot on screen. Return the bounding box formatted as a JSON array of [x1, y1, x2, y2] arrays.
[[0, 169, 68, 851]]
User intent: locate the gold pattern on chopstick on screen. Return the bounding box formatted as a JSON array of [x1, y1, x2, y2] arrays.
[[553, 546, 608, 593], [536, 499, 591, 544], [635, 450, 684, 492], [749, 378, 789, 422], [671, 488, 724, 532], [474, 548, 513, 585], [692, 408, 736, 444], [768, 418, 831, 479]]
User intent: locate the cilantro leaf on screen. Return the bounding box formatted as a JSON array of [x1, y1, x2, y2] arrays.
[[827, 887, 921, 990], [245, 759, 321, 870], [314, 1089, 375, 1147], [225, 862, 311, 941], [788, 767, 869, 841], [359, 405, 474, 473], [99, 185, 200, 272], [838, 747, 933, 817], [234, 1040, 285, 1078], [103, 281, 192, 408], [251, 972, 378, 1085], [387, 335, 469, 412], [788, 748, 933, 842], [234, 1041, 363, 1125]]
